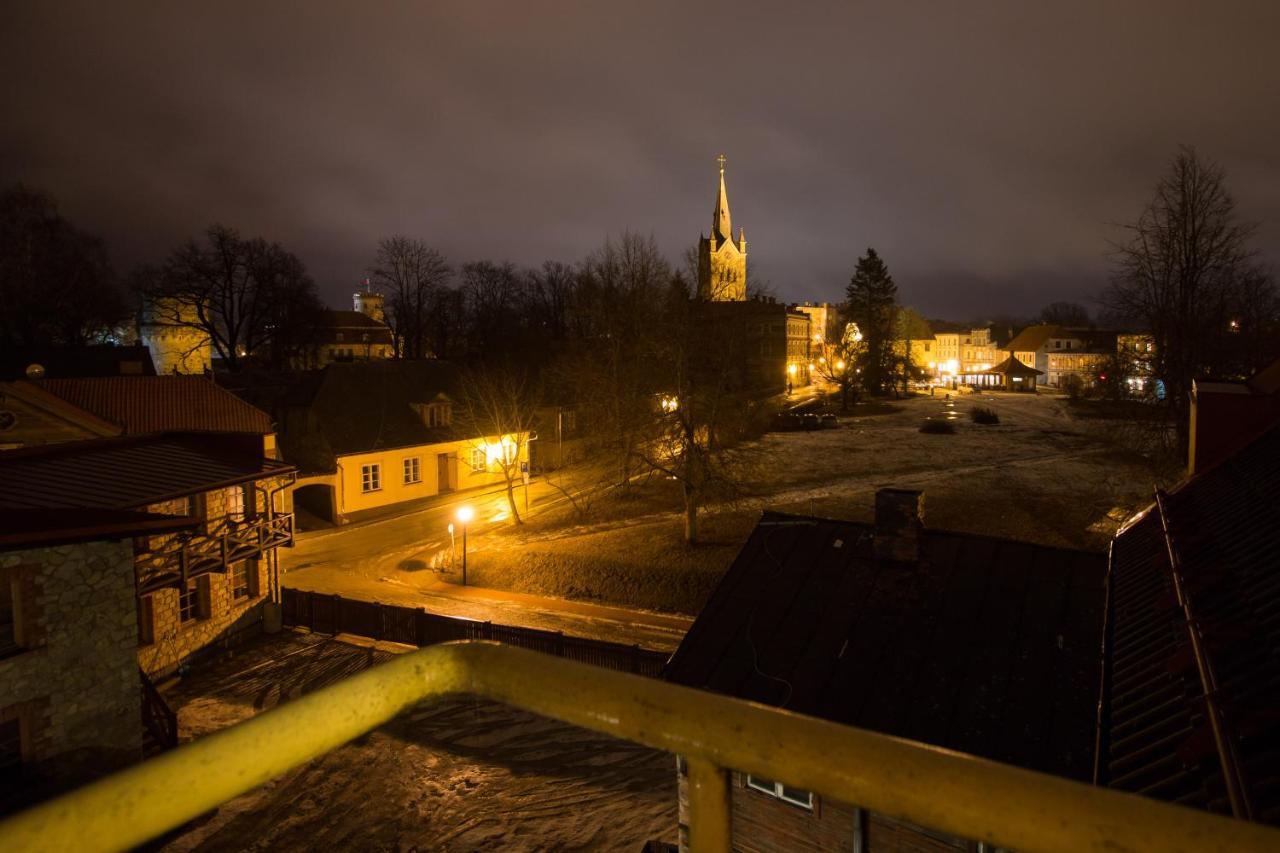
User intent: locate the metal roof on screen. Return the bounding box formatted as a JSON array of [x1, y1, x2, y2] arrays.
[[0, 434, 295, 510], [665, 512, 1107, 780], [38, 376, 274, 435], [1098, 422, 1280, 824]]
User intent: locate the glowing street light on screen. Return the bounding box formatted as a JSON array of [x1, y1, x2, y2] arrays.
[[456, 505, 474, 586]]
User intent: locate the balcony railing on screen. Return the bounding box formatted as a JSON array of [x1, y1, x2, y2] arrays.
[[0, 642, 1275, 853], [137, 514, 293, 592]]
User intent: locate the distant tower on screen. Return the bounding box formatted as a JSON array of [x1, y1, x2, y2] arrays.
[[697, 154, 748, 301], [353, 281, 386, 323], [138, 297, 212, 375]]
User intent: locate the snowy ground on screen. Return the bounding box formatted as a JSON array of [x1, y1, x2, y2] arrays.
[[159, 632, 677, 852], [402, 391, 1159, 613]]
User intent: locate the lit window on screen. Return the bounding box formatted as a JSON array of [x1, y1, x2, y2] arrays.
[[403, 457, 421, 484], [470, 448, 487, 471], [226, 485, 246, 521], [746, 775, 813, 809], [361, 464, 381, 493]]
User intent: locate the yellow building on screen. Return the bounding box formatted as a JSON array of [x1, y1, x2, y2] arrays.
[[261, 361, 527, 525], [697, 155, 748, 302]]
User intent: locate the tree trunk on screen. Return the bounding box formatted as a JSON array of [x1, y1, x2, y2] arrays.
[[683, 485, 698, 544], [505, 476, 523, 524]]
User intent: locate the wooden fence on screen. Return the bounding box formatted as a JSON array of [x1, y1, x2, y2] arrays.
[[281, 588, 670, 678]]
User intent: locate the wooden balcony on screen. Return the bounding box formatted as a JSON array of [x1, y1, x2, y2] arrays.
[[136, 514, 294, 593]]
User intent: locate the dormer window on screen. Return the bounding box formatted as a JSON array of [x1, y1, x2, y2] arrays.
[[335, 332, 344, 342], [413, 400, 452, 428]]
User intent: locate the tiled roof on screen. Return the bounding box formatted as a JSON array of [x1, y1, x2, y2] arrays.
[[984, 356, 1044, 376], [0, 434, 295, 510], [38, 376, 274, 435], [665, 512, 1107, 780], [1098, 422, 1280, 823], [1005, 324, 1064, 353]]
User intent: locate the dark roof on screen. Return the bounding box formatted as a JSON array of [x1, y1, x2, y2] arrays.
[[666, 512, 1106, 780], [0, 433, 295, 510], [315, 310, 394, 345], [0, 345, 157, 380], [984, 356, 1044, 377], [37, 376, 274, 435], [0, 509, 198, 552], [1098, 422, 1280, 823], [231, 360, 460, 474]]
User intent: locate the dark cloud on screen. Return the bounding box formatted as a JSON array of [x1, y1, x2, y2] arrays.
[[3, 1, 1278, 318]]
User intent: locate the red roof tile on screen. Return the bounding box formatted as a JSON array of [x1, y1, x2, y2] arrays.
[[39, 376, 274, 435]]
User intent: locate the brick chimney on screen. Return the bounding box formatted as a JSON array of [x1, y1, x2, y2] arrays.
[[874, 488, 924, 563]]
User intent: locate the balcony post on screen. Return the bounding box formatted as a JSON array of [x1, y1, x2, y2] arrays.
[[686, 757, 731, 852]]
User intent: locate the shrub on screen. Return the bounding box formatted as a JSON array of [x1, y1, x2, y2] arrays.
[[970, 406, 1000, 425], [919, 418, 957, 434]]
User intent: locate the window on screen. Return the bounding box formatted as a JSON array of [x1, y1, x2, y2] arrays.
[[361, 463, 381, 492], [0, 579, 19, 659], [746, 775, 813, 809], [503, 442, 518, 465], [562, 410, 576, 433], [403, 457, 421, 484], [138, 595, 155, 646], [231, 560, 257, 600], [179, 577, 208, 623], [226, 485, 246, 521], [469, 448, 487, 471]]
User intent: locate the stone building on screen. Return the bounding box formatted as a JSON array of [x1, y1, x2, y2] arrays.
[[137, 297, 213, 375], [0, 435, 295, 680], [697, 155, 748, 302], [0, 509, 197, 804]]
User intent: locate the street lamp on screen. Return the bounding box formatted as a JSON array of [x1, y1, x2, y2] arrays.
[[456, 505, 474, 586]]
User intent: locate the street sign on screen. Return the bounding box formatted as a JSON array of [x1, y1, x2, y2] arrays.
[[520, 461, 529, 473]]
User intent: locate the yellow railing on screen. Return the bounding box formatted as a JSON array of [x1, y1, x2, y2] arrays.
[[0, 642, 1275, 853]]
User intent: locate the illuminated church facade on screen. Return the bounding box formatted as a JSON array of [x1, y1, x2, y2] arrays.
[[697, 155, 748, 302]]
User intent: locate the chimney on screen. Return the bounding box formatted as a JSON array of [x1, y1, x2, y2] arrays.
[[874, 488, 924, 563]]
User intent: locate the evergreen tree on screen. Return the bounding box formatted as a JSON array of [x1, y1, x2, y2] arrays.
[[843, 248, 898, 395]]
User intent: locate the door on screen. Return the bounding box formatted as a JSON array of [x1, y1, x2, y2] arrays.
[[437, 453, 453, 493]]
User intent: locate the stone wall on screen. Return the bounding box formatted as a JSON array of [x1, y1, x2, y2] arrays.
[[0, 538, 142, 783], [136, 481, 287, 679]]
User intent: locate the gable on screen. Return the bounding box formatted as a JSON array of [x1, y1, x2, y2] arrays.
[[0, 381, 121, 449]]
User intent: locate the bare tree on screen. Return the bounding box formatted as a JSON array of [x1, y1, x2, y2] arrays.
[[632, 297, 754, 543], [137, 225, 321, 371], [812, 320, 866, 410], [369, 237, 451, 359], [1038, 301, 1091, 327], [457, 367, 539, 525], [1105, 146, 1273, 456], [557, 232, 673, 489], [0, 184, 127, 348]]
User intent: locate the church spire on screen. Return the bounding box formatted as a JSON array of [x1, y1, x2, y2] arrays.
[[712, 154, 732, 244]]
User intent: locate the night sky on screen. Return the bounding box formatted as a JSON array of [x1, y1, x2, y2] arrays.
[[4, 2, 1278, 318]]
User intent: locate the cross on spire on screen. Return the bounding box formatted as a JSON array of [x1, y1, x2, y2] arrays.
[[717, 153, 726, 173]]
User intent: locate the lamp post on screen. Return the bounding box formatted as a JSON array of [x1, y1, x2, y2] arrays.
[[456, 505, 474, 586]]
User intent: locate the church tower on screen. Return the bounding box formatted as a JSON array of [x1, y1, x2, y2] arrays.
[[697, 154, 748, 301]]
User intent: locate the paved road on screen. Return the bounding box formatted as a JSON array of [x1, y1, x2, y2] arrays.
[[280, 480, 692, 652]]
